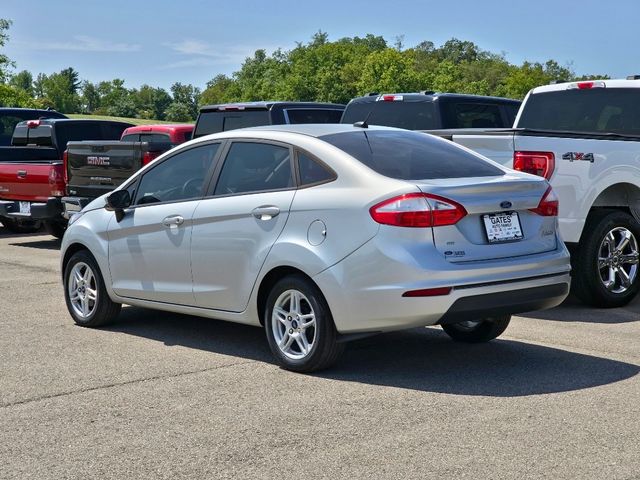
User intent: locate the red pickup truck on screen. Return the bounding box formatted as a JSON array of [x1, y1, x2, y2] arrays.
[[0, 118, 132, 236]]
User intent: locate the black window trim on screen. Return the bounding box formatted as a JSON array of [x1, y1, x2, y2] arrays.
[[294, 148, 338, 189], [123, 140, 225, 210], [205, 138, 297, 199]]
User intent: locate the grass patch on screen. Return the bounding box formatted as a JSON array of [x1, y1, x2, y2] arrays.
[[67, 114, 178, 125]]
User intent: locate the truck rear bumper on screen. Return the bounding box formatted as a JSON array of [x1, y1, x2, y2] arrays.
[[0, 198, 63, 221], [61, 196, 92, 219]]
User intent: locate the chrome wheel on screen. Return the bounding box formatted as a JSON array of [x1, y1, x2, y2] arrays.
[[597, 227, 639, 294], [271, 289, 317, 360], [68, 261, 98, 319]]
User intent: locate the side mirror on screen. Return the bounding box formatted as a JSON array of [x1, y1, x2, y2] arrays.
[[105, 190, 131, 222]]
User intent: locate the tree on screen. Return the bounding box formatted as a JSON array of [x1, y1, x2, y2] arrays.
[[170, 82, 200, 119], [200, 74, 238, 106], [0, 19, 15, 83], [80, 81, 100, 113], [0, 84, 42, 108], [164, 102, 192, 122], [9, 70, 34, 96], [42, 69, 81, 113], [133, 84, 172, 120]]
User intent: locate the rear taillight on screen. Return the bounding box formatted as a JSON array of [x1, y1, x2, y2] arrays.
[[63, 150, 69, 184], [402, 287, 452, 297], [567, 81, 606, 90], [142, 151, 161, 166], [49, 164, 66, 197], [379, 94, 403, 102], [27, 120, 40, 128], [530, 186, 559, 216], [369, 193, 467, 228], [513, 151, 555, 180]]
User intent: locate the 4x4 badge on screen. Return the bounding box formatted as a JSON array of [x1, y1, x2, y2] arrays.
[[562, 152, 594, 163]]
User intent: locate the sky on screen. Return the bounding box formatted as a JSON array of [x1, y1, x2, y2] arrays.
[[1, 0, 637, 91]]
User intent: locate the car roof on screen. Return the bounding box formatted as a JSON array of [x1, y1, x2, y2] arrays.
[[199, 123, 404, 140], [531, 78, 640, 94]]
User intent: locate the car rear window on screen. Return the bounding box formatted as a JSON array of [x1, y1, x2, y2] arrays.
[[194, 110, 270, 137], [320, 130, 504, 180], [285, 109, 343, 124], [341, 100, 439, 130], [517, 88, 640, 136], [441, 103, 504, 128]]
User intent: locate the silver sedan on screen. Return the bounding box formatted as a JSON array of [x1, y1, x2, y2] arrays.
[[61, 124, 571, 372]]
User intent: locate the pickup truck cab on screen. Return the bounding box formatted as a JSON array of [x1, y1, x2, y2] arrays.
[[193, 102, 345, 139], [0, 108, 67, 146], [340, 92, 521, 129], [63, 124, 194, 218], [441, 78, 640, 307], [0, 118, 132, 236]]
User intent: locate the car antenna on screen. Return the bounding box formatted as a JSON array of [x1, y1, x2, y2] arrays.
[[353, 94, 382, 129]]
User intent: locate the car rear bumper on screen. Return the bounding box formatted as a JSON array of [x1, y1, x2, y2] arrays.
[[0, 198, 63, 221], [313, 235, 571, 333]]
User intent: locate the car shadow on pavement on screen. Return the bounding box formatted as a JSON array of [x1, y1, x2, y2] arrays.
[[107, 306, 639, 398], [518, 294, 640, 324], [8, 237, 61, 250]]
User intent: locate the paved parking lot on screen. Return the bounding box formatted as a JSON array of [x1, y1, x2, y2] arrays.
[[1, 226, 638, 480]]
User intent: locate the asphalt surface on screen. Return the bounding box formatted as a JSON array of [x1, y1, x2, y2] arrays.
[[1, 226, 638, 480]]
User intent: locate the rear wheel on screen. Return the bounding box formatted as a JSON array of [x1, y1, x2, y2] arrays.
[[441, 315, 511, 343], [264, 274, 344, 372], [572, 210, 640, 308], [43, 220, 67, 239], [1, 216, 41, 234], [63, 250, 121, 327]]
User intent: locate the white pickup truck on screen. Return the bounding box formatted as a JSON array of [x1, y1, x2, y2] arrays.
[[438, 78, 640, 307]]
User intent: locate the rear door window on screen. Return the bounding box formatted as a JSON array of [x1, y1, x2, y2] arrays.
[[517, 88, 640, 135], [320, 130, 504, 179], [214, 142, 293, 195]]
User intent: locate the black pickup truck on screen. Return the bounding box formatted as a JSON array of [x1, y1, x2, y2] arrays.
[[340, 92, 521, 129], [0, 119, 132, 236], [0, 108, 67, 147], [193, 101, 345, 138]]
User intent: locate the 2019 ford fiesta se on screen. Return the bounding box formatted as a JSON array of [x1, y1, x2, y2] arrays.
[[61, 124, 570, 372]]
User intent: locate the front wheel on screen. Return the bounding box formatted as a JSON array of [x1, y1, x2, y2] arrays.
[[63, 250, 121, 327], [441, 315, 511, 343], [572, 210, 640, 308], [264, 274, 344, 372]]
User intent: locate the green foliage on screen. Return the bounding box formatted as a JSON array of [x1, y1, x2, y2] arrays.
[[41, 69, 81, 113], [0, 18, 15, 83], [170, 82, 200, 119], [9, 70, 33, 96], [0, 84, 43, 108], [164, 102, 192, 122]]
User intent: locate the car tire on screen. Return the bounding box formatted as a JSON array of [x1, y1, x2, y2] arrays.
[[441, 315, 511, 343], [63, 250, 121, 327], [43, 220, 67, 239], [572, 209, 640, 308], [1, 216, 41, 234], [264, 274, 344, 372]]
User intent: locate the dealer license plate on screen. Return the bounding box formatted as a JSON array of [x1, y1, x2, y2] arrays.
[[19, 201, 31, 215], [483, 211, 523, 243]]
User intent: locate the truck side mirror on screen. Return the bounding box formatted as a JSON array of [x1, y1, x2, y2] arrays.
[[105, 190, 131, 222]]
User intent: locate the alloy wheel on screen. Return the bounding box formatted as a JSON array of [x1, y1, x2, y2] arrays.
[[68, 261, 98, 319], [271, 289, 317, 360], [597, 227, 639, 294]]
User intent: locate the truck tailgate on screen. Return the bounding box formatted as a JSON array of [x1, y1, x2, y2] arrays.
[[450, 132, 516, 167], [0, 161, 64, 201]]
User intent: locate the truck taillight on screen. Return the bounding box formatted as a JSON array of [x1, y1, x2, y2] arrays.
[[513, 151, 555, 180], [530, 186, 559, 217], [379, 94, 404, 102], [567, 81, 606, 90], [49, 164, 66, 197], [26, 120, 40, 128], [370, 193, 467, 227], [142, 151, 161, 166], [63, 150, 69, 184]]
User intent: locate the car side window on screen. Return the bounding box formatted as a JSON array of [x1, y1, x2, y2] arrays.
[[214, 142, 293, 195], [297, 152, 335, 186], [134, 143, 220, 206]]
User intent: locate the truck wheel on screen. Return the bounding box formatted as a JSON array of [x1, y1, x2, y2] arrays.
[[0, 217, 41, 234], [441, 315, 511, 343], [572, 210, 640, 308], [63, 250, 121, 327], [264, 274, 344, 372], [43, 220, 67, 239]]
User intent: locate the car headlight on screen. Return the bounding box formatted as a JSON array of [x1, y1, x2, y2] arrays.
[[67, 211, 85, 226]]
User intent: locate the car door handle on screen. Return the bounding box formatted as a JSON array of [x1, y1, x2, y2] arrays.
[[252, 206, 280, 221], [162, 215, 184, 227]]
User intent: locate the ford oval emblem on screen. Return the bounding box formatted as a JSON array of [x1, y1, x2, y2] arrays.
[[500, 201, 512, 209]]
